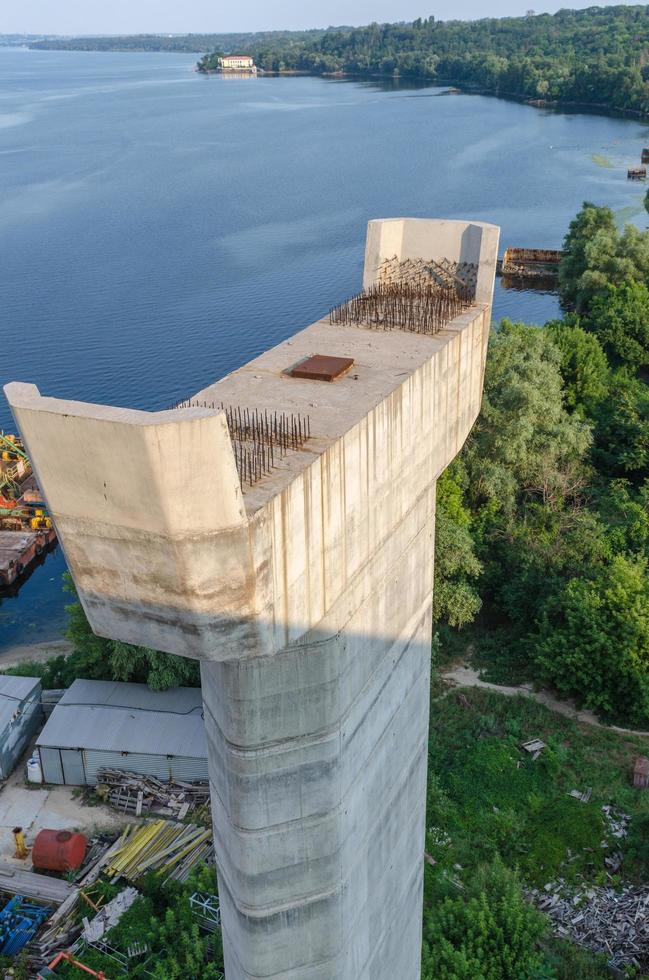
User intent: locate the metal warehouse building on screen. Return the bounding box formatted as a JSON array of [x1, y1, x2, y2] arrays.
[[0, 676, 42, 780], [36, 679, 208, 786]]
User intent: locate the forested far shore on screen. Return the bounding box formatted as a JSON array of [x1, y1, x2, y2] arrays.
[[196, 5, 649, 118], [26, 28, 348, 54], [25, 6, 649, 119]]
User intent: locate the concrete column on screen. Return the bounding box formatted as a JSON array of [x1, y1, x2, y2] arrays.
[[6, 217, 499, 980], [200, 482, 435, 978]]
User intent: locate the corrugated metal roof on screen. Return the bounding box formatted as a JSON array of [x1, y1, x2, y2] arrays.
[[37, 679, 206, 759], [0, 675, 41, 733]]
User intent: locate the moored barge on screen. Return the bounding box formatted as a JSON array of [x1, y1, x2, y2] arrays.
[[0, 432, 57, 592]]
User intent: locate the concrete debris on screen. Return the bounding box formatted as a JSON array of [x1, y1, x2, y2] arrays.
[[96, 767, 210, 817], [528, 880, 649, 970], [82, 886, 138, 942], [105, 819, 214, 884], [521, 738, 546, 760], [602, 805, 631, 841]]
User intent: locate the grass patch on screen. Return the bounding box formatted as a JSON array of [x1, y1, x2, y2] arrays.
[[427, 687, 649, 886]]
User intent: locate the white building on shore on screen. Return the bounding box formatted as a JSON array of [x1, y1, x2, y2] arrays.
[[218, 54, 257, 73]]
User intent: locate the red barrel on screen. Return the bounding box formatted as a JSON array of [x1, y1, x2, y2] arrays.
[[32, 829, 87, 873]]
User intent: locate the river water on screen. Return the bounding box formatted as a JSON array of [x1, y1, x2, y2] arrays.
[[1, 48, 648, 651]]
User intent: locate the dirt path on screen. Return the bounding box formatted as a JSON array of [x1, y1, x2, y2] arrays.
[[442, 665, 649, 738]]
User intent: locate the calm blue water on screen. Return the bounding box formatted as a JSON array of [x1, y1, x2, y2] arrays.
[[1, 48, 648, 650]]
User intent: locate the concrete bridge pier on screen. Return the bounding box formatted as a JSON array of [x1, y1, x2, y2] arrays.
[[6, 217, 499, 980]]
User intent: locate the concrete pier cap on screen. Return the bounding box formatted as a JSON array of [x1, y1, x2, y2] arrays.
[[5, 217, 499, 980]]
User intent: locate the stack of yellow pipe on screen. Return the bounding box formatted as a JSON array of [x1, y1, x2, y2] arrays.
[[105, 820, 212, 883]]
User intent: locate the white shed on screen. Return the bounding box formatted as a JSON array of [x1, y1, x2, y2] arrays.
[[36, 679, 207, 786]]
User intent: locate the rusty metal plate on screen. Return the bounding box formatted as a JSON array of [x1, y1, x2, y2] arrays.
[[290, 355, 355, 383]]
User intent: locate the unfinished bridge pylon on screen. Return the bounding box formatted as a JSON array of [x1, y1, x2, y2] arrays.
[[6, 217, 499, 980]]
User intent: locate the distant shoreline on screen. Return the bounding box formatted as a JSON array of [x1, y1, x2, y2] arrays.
[[16, 42, 649, 123]]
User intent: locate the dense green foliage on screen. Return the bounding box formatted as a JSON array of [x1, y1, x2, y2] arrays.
[[421, 860, 549, 979], [422, 687, 649, 977], [198, 6, 649, 117], [535, 555, 649, 725], [434, 202, 649, 728]]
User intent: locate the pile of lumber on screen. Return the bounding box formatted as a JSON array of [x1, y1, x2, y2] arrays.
[[529, 881, 649, 971], [96, 767, 210, 818], [27, 892, 82, 967], [0, 864, 74, 905], [105, 820, 213, 884]]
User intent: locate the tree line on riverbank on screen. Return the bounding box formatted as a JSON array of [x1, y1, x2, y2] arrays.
[[436, 201, 649, 729], [197, 5, 649, 117], [27, 29, 346, 55]]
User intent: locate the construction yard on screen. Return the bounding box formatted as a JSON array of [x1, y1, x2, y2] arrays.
[[0, 747, 222, 978], [0, 766, 129, 862]]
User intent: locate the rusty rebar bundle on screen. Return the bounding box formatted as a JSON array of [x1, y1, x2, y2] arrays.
[[329, 279, 472, 335], [171, 399, 311, 488]]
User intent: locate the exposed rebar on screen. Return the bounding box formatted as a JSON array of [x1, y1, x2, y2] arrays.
[[329, 279, 472, 335], [170, 399, 311, 488]]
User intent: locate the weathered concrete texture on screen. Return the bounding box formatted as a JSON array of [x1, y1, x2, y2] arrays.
[[6, 217, 499, 980]]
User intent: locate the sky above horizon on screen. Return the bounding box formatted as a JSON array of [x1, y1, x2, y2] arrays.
[[0, 0, 636, 36]]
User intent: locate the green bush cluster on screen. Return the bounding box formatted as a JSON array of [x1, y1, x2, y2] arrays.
[[432, 202, 649, 728]]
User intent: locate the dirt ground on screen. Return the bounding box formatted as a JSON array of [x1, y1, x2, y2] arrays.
[[0, 638, 72, 670], [0, 759, 132, 866]]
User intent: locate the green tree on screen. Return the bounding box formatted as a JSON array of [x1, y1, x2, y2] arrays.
[[421, 860, 550, 979], [534, 555, 649, 725], [558, 203, 618, 311], [559, 203, 649, 314], [592, 371, 649, 480], [587, 281, 649, 370], [545, 318, 609, 414], [463, 321, 592, 519], [434, 464, 482, 628]]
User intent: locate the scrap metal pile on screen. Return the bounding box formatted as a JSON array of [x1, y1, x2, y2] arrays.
[[105, 820, 214, 884], [330, 257, 475, 335], [96, 767, 211, 819], [529, 881, 649, 972]]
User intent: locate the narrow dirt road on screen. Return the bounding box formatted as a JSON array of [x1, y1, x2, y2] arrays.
[[442, 665, 649, 738]]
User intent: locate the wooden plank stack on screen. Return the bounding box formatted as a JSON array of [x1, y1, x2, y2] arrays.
[[96, 767, 210, 818]]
